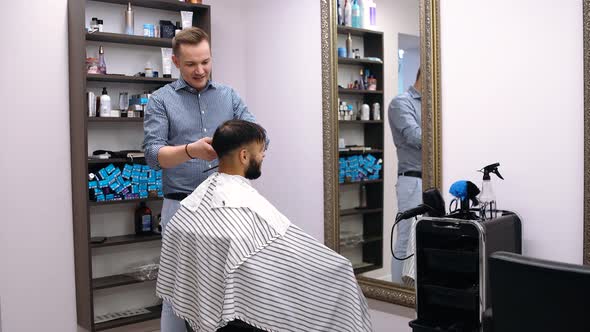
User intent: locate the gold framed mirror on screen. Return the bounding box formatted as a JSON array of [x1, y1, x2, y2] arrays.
[[321, 0, 441, 306]]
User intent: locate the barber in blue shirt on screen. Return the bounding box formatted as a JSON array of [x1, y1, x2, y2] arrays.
[[388, 68, 422, 284], [143, 27, 259, 332]]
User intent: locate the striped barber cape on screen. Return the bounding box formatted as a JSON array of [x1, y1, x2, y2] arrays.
[[156, 172, 373, 332]]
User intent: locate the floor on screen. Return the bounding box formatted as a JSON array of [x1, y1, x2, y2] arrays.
[[93, 299, 415, 332]]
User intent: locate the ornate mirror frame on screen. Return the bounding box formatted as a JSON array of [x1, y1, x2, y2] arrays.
[[320, 0, 442, 307]]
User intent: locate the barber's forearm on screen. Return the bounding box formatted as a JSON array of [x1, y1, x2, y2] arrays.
[[157, 145, 192, 169]]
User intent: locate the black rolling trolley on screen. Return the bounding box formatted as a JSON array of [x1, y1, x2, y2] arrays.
[[409, 212, 522, 332]]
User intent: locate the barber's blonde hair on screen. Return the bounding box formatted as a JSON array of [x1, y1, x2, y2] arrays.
[[172, 27, 210, 56]]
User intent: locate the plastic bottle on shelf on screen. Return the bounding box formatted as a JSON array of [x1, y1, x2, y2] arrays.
[[135, 202, 153, 235]]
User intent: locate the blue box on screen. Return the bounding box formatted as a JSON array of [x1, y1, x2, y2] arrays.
[[139, 183, 148, 191], [109, 181, 120, 191], [105, 164, 116, 174], [98, 179, 109, 188], [105, 194, 115, 200], [133, 164, 142, 171], [139, 191, 149, 199], [98, 168, 109, 180], [88, 181, 98, 190], [96, 194, 105, 202], [148, 185, 158, 191], [111, 168, 122, 178], [142, 165, 150, 172]]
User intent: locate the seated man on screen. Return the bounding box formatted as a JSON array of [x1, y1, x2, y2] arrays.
[[156, 120, 373, 332]]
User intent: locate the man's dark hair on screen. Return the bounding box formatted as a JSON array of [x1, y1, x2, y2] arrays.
[[212, 120, 267, 159], [416, 67, 421, 82]]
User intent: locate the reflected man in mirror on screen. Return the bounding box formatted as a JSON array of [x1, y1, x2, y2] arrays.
[[389, 67, 422, 284]]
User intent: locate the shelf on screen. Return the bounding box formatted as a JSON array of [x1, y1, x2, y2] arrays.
[[88, 117, 144, 123], [340, 236, 383, 248], [337, 25, 383, 37], [94, 304, 162, 331], [88, 157, 145, 164], [93, 274, 155, 290], [86, 32, 172, 47], [353, 262, 382, 274], [89, 197, 162, 206], [91, 0, 209, 12], [339, 120, 383, 124], [91, 233, 162, 248], [340, 179, 383, 186], [340, 207, 383, 217], [87, 74, 175, 84], [339, 88, 383, 95], [339, 149, 383, 156], [338, 58, 383, 66]]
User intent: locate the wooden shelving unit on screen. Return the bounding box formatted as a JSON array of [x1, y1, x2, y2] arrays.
[[338, 88, 383, 95], [87, 74, 175, 84], [93, 274, 156, 290], [91, 233, 162, 248], [94, 304, 162, 331], [340, 208, 383, 217], [336, 24, 384, 275], [88, 117, 144, 123], [68, 0, 211, 330], [339, 149, 383, 156], [86, 31, 173, 47], [340, 179, 383, 186]]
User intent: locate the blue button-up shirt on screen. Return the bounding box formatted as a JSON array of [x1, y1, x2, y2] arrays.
[[143, 77, 256, 195], [388, 86, 422, 174]]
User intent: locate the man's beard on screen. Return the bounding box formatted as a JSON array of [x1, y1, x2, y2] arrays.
[[245, 158, 262, 180]]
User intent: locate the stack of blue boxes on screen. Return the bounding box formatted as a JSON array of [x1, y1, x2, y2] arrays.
[[88, 163, 163, 202], [339, 154, 382, 183]]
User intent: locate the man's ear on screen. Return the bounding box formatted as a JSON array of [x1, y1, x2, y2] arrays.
[[238, 149, 249, 166], [172, 54, 180, 69]]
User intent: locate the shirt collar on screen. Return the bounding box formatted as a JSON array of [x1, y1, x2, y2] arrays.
[[408, 86, 421, 100], [172, 76, 218, 92]]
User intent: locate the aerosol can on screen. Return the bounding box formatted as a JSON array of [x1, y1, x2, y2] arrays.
[[478, 163, 504, 220]]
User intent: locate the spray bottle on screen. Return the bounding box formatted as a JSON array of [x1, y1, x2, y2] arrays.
[[478, 162, 504, 220]]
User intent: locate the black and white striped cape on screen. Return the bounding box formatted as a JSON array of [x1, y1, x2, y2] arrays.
[[156, 173, 373, 332]]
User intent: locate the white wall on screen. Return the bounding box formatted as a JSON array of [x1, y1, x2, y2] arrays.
[[244, 0, 325, 240], [440, 0, 584, 264], [0, 1, 78, 331]]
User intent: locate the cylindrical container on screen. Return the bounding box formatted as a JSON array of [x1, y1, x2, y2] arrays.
[[372, 102, 381, 121], [361, 104, 370, 121], [87, 91, 96, 117], [346, 33, 353, 58], [97, 19, 104, 32], [359, 185, 367, 207], [119, 92, 129, 110], [125, 2, 134, 35], [135, 202, 153, 235], [143, 24, 150, 37]]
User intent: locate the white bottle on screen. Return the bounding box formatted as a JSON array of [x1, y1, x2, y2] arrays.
[[361, 0, 370, 29], [357, 0, 364, 28], [344, 0, 352, 27], [99, 87, 112, 117]]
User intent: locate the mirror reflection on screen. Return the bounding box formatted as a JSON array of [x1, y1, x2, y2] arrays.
[[335, 0, 422, 287]]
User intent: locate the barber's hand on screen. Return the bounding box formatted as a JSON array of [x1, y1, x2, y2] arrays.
[[187, 137, 217, 161]]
